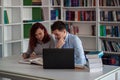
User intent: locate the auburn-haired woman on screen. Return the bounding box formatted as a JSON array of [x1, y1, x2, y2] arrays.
[[22, 22, 55, 59]]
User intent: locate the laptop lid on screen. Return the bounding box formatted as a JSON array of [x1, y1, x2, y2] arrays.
[[43, 48, 74, 69]]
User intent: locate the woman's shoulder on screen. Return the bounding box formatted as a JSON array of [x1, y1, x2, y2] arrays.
[[49, 34, 55, 41]]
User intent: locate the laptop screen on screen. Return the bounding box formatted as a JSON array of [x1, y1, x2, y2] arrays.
[[43, 48, 74, 69]]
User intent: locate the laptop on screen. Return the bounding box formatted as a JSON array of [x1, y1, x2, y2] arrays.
[[43, 48, 74, 69]]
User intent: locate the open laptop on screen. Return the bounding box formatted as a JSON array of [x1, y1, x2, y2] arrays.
[[43, 48, 74, 69]]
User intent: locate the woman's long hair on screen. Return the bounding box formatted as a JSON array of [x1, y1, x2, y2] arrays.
[[29, 22, 50, 50]]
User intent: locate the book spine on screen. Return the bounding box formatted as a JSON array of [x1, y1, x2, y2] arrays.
[[4, 10, 9, 24], [24, 24, 32, 38], [23, 0, 32, 6]]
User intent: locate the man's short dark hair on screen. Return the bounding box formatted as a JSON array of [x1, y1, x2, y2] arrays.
[[51, 21, 66, 31]]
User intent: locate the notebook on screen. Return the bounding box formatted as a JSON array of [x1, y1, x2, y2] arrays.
[[43, 48, 74, 69]]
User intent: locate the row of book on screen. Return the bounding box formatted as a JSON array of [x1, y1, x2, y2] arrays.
[[86, 51, 103, 72], [4, 7, 44, 24], [23, 7, 44, 23], [65, 11, 96, 21], [64, 0, 96, 7], [102, 53, 120, 66], [99, 0, 120, 6], [24, 23, 95, 39], [65, 23, 96, 36], [100, 11, 120, 21], [51, 8, 61, 20], [23, 0, 120, 7], [23, 0, 42, 6], [101, 40, 120, 52], [100, 25, 120, 37], [51, 0, 60, 6], [66, 23, 79, 35]]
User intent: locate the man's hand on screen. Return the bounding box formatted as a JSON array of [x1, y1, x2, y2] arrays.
[[56, 38, 65, 48]]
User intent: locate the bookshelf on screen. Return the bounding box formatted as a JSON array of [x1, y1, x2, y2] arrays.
[[62, 0, 97, 51], [0, 0, 120, 58], [22, 0, 51, 52], [0, 0, 2, 57], [61, 0, 120, 66], [98, 0, 120, 54], [61, 0, 120, 54], [2, 0, 22, 57]]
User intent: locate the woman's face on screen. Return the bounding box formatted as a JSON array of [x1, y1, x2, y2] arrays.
[[35, 28, 44, 41]]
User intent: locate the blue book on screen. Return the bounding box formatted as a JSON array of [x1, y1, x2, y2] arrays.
[[86, 51, 104, 59], [108, 11, 113, 21], [51, 10, 56, 20]]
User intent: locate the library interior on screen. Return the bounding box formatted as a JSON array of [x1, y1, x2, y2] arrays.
[[0, 0, 120, 80]]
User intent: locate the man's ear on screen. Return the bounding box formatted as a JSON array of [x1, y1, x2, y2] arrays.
[[63, 29, 66, 33]]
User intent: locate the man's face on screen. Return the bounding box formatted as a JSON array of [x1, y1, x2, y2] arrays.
[[52, 29, 65, 40]]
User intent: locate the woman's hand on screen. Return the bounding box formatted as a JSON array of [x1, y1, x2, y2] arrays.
[[30, 52, 37, 59], [22, 53, 29, 59]]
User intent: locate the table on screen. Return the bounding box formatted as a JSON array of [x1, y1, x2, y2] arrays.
[[0, 55, 119, 80]]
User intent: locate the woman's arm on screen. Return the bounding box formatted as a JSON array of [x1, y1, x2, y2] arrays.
[[22, 44, 33, 59]]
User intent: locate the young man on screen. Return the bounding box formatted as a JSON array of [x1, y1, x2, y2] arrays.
[[51, 21, 86, 66]]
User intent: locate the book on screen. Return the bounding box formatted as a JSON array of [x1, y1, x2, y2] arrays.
[[0, 46, 2, 57], [51, 9, 59, 20], [32, 0, 42, 5], [88, 58, 102, 64], [19, 57, 43, 65], [91, 25, 96, 36], [100, 25, 106, 36], [32, 7, 44, 21], [23, 0, 32, 6], [88, 62, 103, 68], [116, 11, 120, 21], [24, 24, 32, 38], [52, 0, 61, 5], [86, 57, 103, 72], [56, 0, 61, 5], [86, 51, 104, 59], [23, 20, 42, 23], [102, 54, 120, 66], [86, 51, 103, 72], [4, 10, 9, 24], [106, 26, 112, 37], [88, 67, 103, 72]]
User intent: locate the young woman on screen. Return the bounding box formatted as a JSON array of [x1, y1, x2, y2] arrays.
[[22, 22, 55, 59]]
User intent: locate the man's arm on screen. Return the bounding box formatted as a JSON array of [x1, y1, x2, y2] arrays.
[[73, 36, 86, 65]]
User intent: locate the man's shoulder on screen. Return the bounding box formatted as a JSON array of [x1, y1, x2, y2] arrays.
[[68, 33, 78, 39]]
